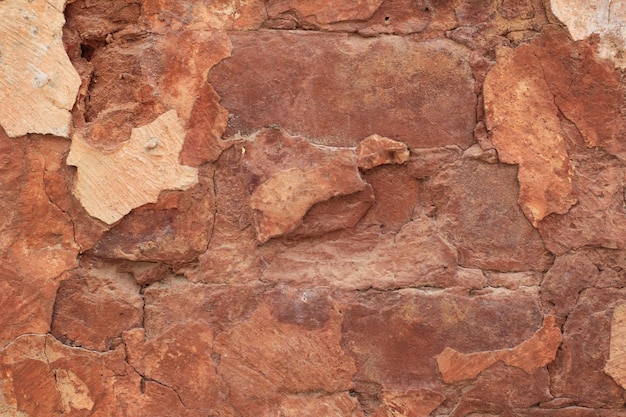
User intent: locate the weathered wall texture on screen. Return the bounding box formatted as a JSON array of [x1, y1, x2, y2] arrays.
[[1, 0, 626, 416]]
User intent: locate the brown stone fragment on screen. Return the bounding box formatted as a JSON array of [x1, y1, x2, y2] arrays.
[[371, 389, 445, 417], [538, 150, 626, 254], [210, 32, 475, 148], [360, 164, 420, 232], [140, 277, 263, 336], [262, 218, 457, 290], [549, 288, 626, 407], [356, 134, 409, 170], [519, 408, 600, 417], [141, 0, 267, 32], [341, 288, 543, 390], [288, 185, 375, 238], [243, 129, 366, 242], [91, 167, 215, 263], [429, 158, 552, 272], [266, 0, 383, 26], [0, 133, 78, 347], [2, 135, 79, 281], [215, 303, 355, 393], [604, 304, 626, 389], [250, 157, 364, 242], [144, 31, 232, 166], [541, 252, 599, 317], [279, 393, 364, 417], [0, 264, 59, 349], [64, 0, 142, 45], [534, 27, 626, 161], [183, 82, 231, 166], [407, 146, 463, 179], [484, 42, 577, 225], [51, 266, 143, 351], [452, 363, 552, 416], [263, 0, 457, 35], [0, 334, 134, 416], [214, 301, 356, 414], [123, 322, 232, 413], [436, 316, 562, 383], [181, 147, 262, 283]]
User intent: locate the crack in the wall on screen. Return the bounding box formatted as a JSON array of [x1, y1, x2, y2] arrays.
[[41, 165, 80, 253], [3, 1, 625, 415], [120, 339, 188, 410]]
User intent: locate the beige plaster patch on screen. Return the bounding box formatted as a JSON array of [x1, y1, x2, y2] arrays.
[[605, 303, 626, 389], [67, 110, 198, 224], [551, 0, 626, 68], [0, 0, 80, 137]]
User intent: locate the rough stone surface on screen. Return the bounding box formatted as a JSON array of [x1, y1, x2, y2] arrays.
[[141, 0, 267, 32], [549, 288, 626, 408], [0, 131, 78, 348], [428, 158, 553, 272], [261, 219, 458, 290], [3, 1, 626, 415], [341, 287, 543, 395], [51, 265, 143, 351], [436, 316, 562, 383], [484, 40, 577, 225], [90, 167, 215, 263], [356, 134, 409, 170], [266, 0, 384, 26], [243, 129, 366, 242], [209, 32, 476, 148], [0, 0, 80, 138]]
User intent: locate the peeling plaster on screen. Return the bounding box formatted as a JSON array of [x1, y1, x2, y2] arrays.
[[551, 0, 626, 68], [0, 0, 80, 137], [67, 110, 198, 225], [605, 303, 626, 389]]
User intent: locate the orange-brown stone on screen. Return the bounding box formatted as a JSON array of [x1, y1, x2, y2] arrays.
[[436, 316, 562, 383], [484, 39, 577, 225], [209, 32, 476, 148]]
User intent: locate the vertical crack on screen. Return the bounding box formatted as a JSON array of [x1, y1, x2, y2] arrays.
[[121, 339, 188, 410]]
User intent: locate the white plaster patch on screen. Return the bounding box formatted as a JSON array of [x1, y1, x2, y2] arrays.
[[0, 0, 80, 137], [67, 110, 199, 224], [551, 0, 626, 68]]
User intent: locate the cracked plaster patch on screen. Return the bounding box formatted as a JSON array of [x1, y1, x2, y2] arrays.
[[0, 0, 80, 137], [67, 110, 198, 225], [551, 0, 626, 68]]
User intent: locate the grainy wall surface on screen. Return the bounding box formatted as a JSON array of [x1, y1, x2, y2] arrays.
[[1, 0, 626, 416]]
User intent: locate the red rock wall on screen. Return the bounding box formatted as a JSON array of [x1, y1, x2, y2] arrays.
[[1, 0, 626, 416]]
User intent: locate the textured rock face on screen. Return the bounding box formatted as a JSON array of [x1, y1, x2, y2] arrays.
[[484, 41, 577, 225], [3, 0, 626, 416], [209, 32, 476, 148], [436, 316, 562, 383]]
